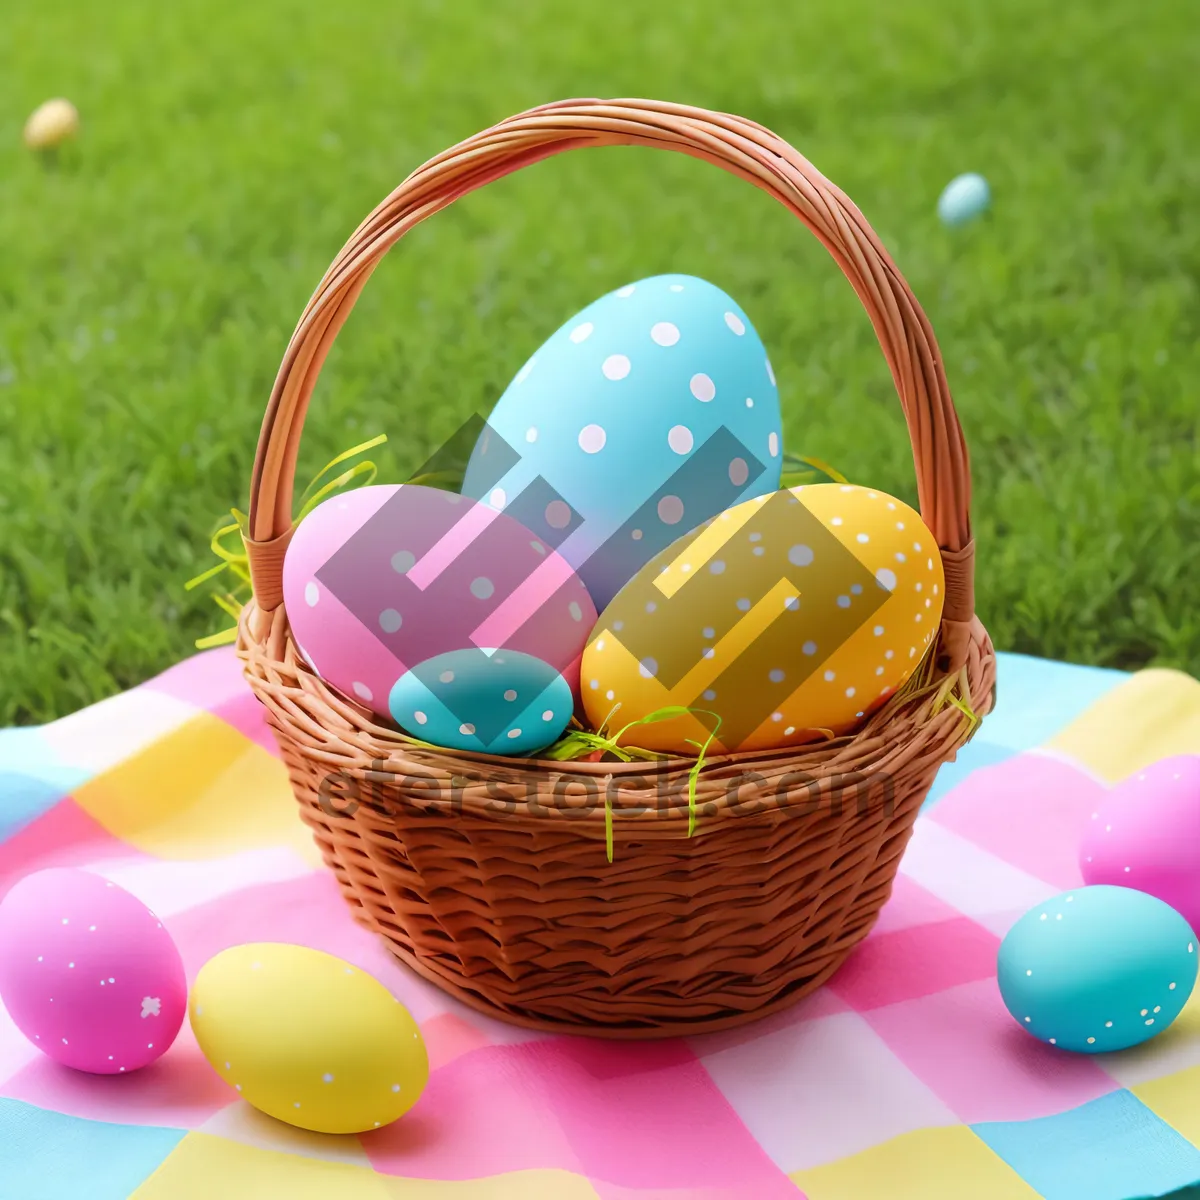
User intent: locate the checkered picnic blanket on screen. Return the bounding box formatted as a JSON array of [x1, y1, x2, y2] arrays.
[[3, 647, 1200, 1199]]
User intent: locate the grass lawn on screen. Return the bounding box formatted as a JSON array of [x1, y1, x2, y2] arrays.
[[0, 0, 1197, 725]]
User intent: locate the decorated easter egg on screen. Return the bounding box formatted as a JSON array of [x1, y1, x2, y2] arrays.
[[389, 646, 573, 755], [938, 173, 991, 226], [998, 885, 1197, 1053], [1080, 756, 1200, 931], [190, 943, 428, 1134], [282, 484, 597, 725], [0, 869, 186, 1074], [581, 483, 943, 753], [461, 275, 783, 611]]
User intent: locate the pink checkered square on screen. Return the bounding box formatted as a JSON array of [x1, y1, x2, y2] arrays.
[[827, 917, 1001, 1011], [929, 752, 1099, 889], [865, 978, 1120, 1123]]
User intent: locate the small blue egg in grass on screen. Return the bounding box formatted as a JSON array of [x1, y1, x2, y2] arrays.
[[998, 885, 1198, 1054], [937, 173, 991, 226], [388, 647, 572, 757]]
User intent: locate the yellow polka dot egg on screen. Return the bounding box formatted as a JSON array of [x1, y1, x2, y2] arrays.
[[581, 484, 944, 753], [189, 943, 428, 1134]]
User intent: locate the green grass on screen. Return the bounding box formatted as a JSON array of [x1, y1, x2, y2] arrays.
[[1, 0, 1197, 725]]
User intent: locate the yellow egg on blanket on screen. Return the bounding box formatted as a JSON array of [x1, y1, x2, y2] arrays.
[[581, 484, 944, 753], [189, 943, 428, 1134]]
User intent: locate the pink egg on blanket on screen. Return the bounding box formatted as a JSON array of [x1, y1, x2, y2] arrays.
[[0, 869, 187, 1074], [1080, 755, 1200, 932], [282, 484, 597, 721]]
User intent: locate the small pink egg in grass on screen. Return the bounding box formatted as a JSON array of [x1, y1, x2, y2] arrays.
[[1080, 755, 1200, 931], [0, 869, 187, 1074]]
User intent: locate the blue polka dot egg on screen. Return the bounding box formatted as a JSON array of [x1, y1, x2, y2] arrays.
[[998, 885, 1198, 1053], [389, 647, 573, 756], [461, 275, 783, 611]]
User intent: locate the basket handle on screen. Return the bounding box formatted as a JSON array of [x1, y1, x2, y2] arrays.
[[245, 97, 976, 669]]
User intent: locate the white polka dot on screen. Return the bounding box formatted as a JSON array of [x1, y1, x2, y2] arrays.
[[470, 577, 495, 599], [379, 608, 402, 633], [439, 670, 455, 683], [913, 542, 922, 552], [749, 532, 762, 543], [579, 424, 607, 453], [658, 495, 684, 525], [915, 582, 923, 592], [668, 425, 694, 454], [669, 283, 684, 292], [785, 726, 796, 735], [765, 358, 776, 386], [590, 678, 600, 689], [690, 373, 716, 402], [304, 582, 319, 607], [771, 712, 783, 722], [702, 627, 715, 638], [709, 560, 726, 574], [525, 426, 538, 443], [503, 689, 518, 702], [352, 682, 373, 701], [617, 284, 636, 297], [768, 432, 779, 457], [784, 595, 800, 611], [639, 658, 658, 679], [545, 500, 571, 530], [803, 641, 817, 655], [845, 687, 856, 698], [1171, 982, 1177, 990], [875, 667, 884, 676], [895, 552, 907, 563], [728, 457, 749, 486], [724, 312, 746, 336], [542, 710, 554, 721], [885, 650, 894, 660], [489, 487, 507, 509], [856, 533, 869, 544], [836, 595, 850, 608], [645, 601, 657, 613], [391, 550, 415, 574], [736, 598, 751, 612], [788, 544, 814, 567], [506, 728, 522, 740], [459, 723, 476, 736], [323, 1072, 334, 1083], [745, 397, 754, 408], [631, 529, 643, 540], [876, 569, 897, 591], [568, 601, 584, 622], [569, 321, 594, 343], [824, 670, 835, 681], [769, 669, 785, 683], [602, 355, 631, 381], [702, 647, 716, 659], [831, 517, 843, 526], [651, 322, 680, 346]]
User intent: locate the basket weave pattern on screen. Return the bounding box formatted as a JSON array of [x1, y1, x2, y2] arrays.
[[238, 98, 996, 1037]]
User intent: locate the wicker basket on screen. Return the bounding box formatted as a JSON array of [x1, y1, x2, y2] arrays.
[[238, 98, 996, 1038]]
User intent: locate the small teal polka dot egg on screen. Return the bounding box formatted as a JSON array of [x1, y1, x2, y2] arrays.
[[388, 647, 572, 757], [937, 173, 990, 226], [461, 275, 783, 611], [998, 885, 1198, 1054]]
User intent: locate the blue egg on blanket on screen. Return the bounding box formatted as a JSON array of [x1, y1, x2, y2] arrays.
[[998, 885, 1198, 1053], [388, 647, 573, 756], [461, 275, 783, 611]]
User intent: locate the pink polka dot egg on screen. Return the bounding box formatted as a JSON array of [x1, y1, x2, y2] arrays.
[[1080, 755, 1200, 932], [282, 484, 597, 749], [0, 868, 187, 1074]]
